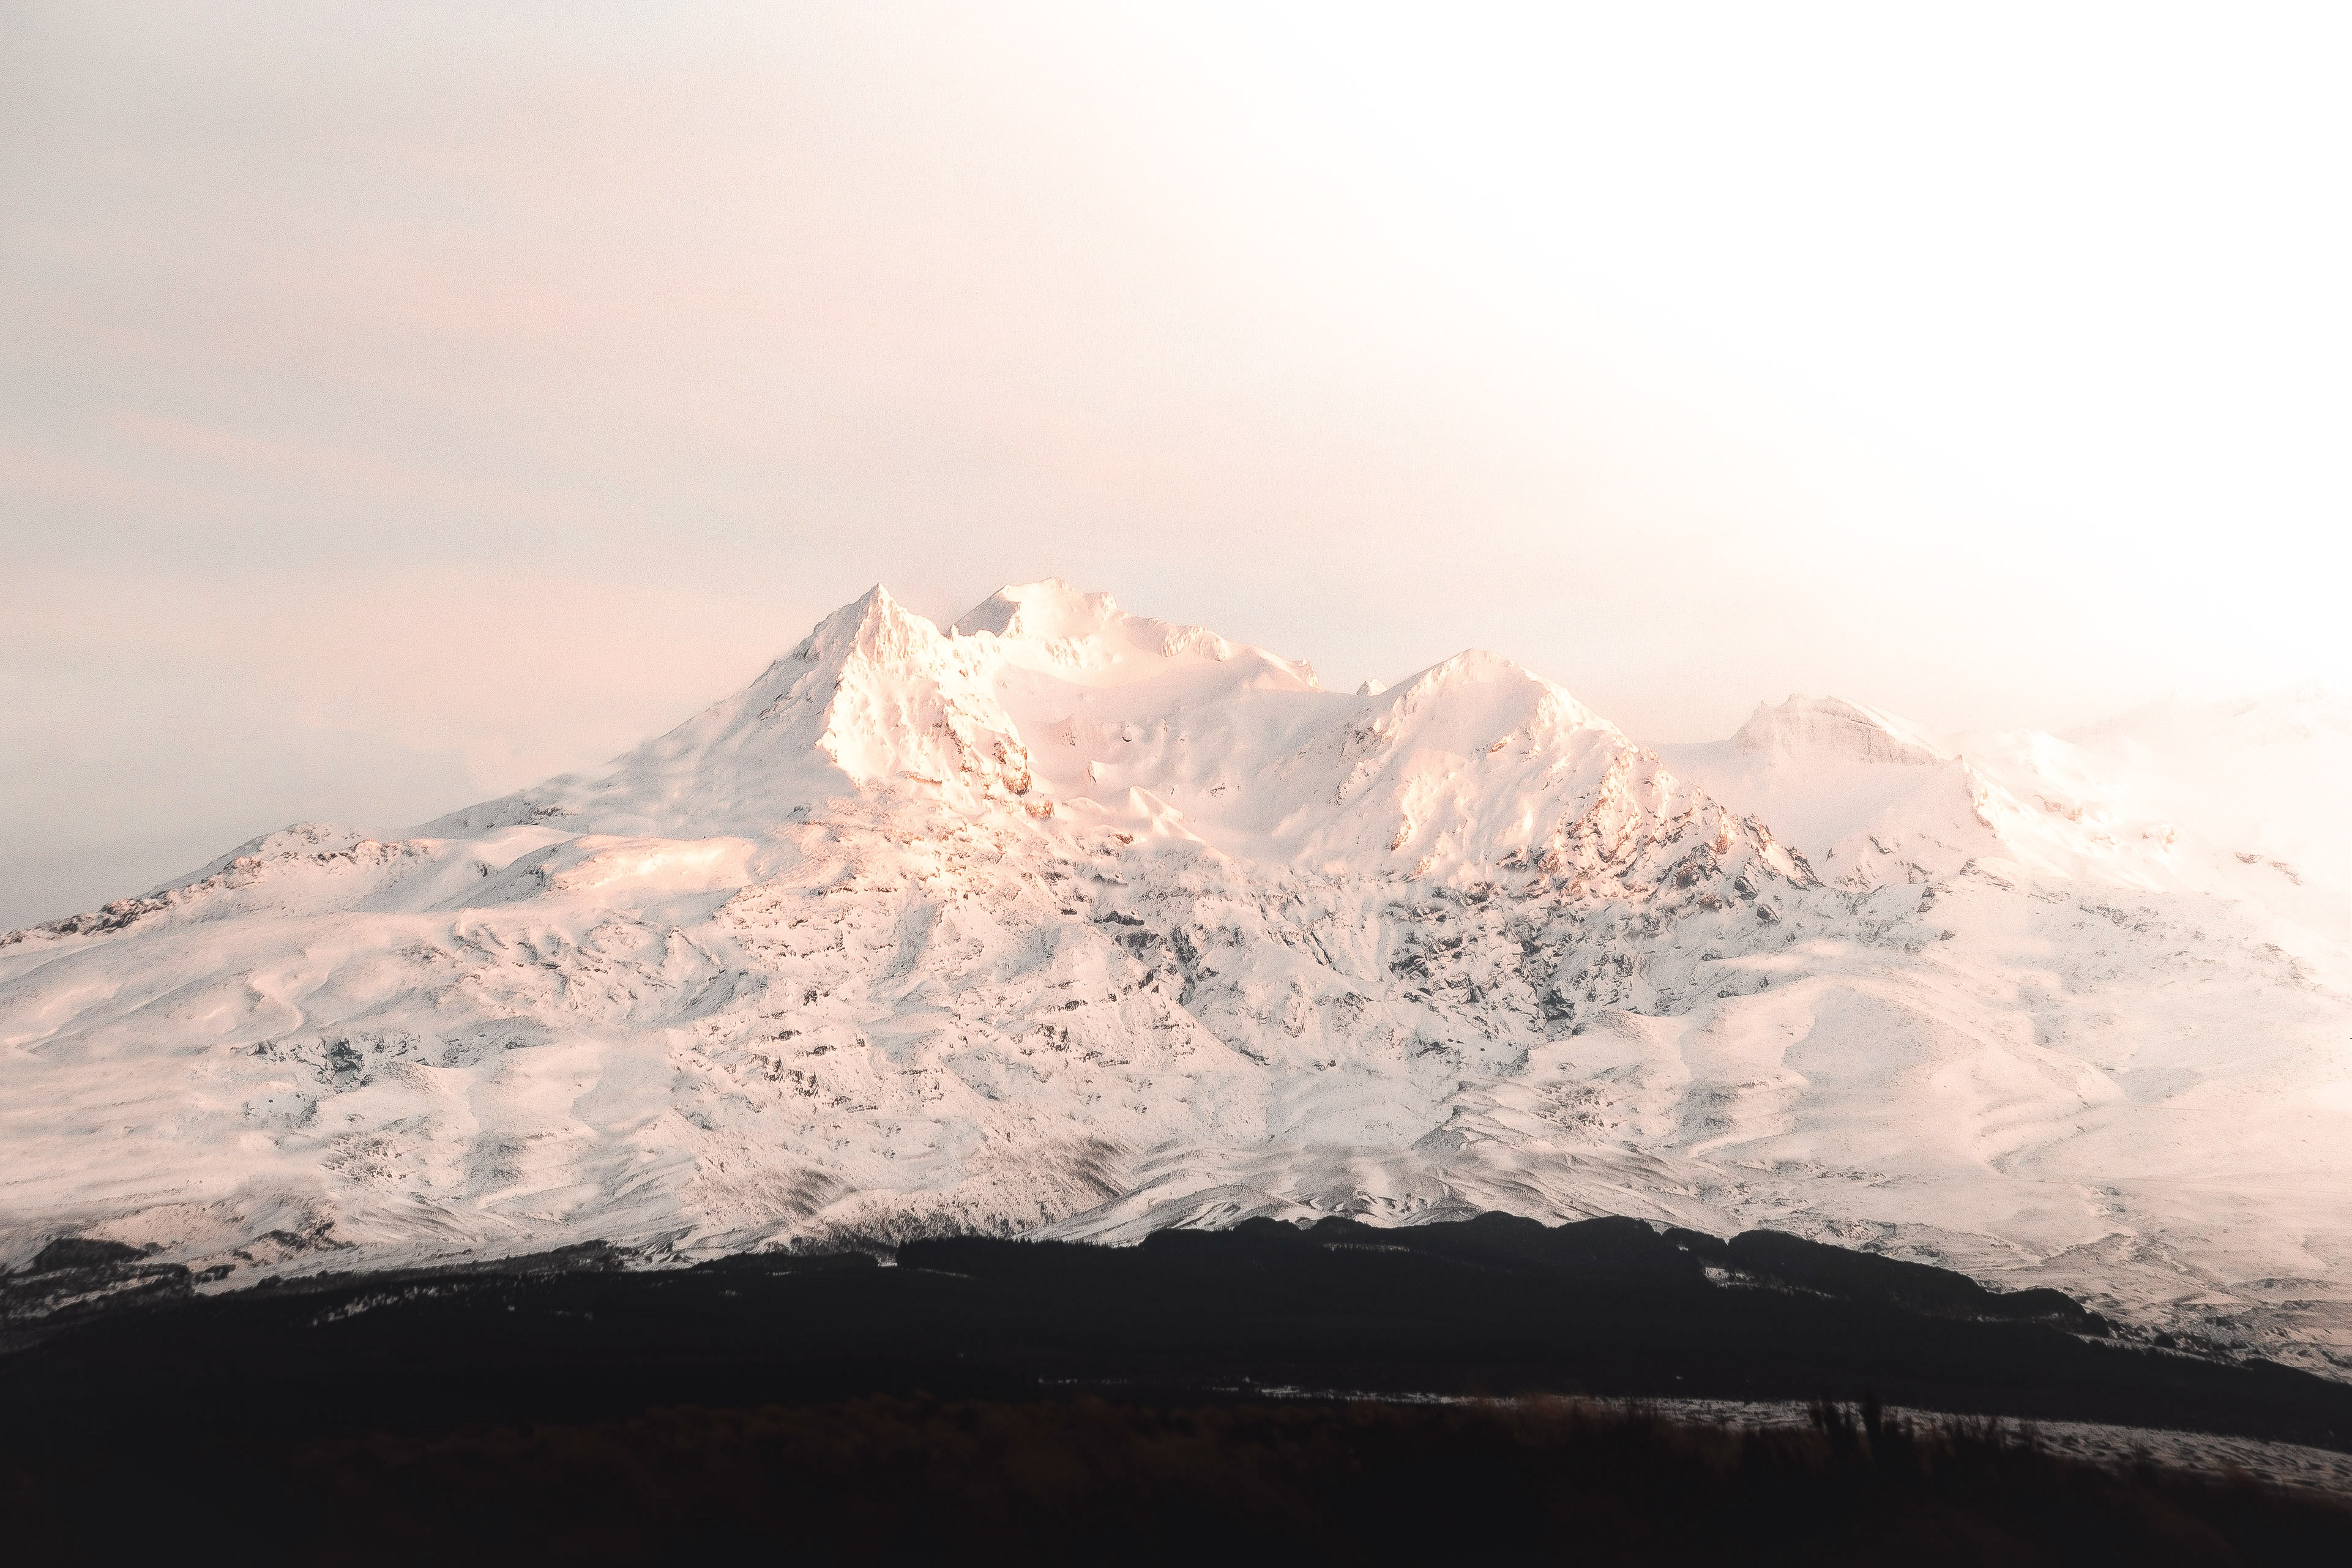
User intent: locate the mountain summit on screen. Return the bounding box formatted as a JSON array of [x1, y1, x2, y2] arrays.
[[446, 581, 1795, 889], [3, 583, 2346, 1371], [1732, 695, 1946, 767]]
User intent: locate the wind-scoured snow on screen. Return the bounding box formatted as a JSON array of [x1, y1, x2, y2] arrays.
[[4, 584, 2347, 1372]]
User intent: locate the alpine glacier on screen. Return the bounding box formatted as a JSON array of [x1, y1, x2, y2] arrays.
[[4, 581, 2347, 1369]]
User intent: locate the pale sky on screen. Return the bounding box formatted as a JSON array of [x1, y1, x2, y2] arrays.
[[4, 2, 2346, 927]]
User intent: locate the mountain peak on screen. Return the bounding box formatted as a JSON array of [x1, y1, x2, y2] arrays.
[[954, 579, 1266, 679], [1733, 695, 1945, 766], [790, 583, 936, 668], [505, 585, 1029, 835], [954, 578, 1118, 641], [1381, 651, 1620, 742]]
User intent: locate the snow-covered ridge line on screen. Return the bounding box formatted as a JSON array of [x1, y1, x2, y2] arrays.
[[2, 581, 2346, 1379]]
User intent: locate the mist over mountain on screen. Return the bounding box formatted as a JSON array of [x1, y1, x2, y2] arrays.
[[4, 581, 2345, 1371]]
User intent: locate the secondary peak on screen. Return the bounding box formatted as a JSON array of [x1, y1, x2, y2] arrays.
[[954, 578, 1118, 641], [1733, 694, 1946, 766]]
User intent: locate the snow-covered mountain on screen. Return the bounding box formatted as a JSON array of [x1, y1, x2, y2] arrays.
[[4, 583, 2348, 1371]]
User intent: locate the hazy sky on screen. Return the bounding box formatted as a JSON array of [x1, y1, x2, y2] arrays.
[[4, 2, 2346, 927]]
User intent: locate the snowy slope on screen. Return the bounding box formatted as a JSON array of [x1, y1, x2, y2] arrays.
[[1656, 691, 2346, 955], [4, 584, 2348, 1372], [2058, 685, 2352, 950], [1659, 695, 2201, 893]]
